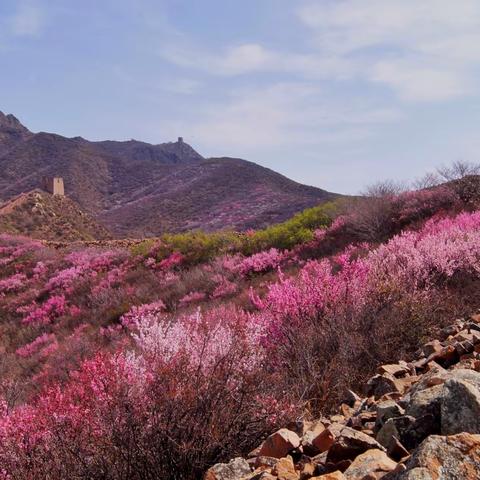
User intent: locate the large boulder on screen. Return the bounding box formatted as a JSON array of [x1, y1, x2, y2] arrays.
[[258, 429, 301, 458], [343, 449, 397, 479], [405, 384, 443, 422], [204, 458, 252, 480], [441, 378, 480, 435], [376, 414, 436, 451], [391, 433, 480, 479]]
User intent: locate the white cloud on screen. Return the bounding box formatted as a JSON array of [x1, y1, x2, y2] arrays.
[[297, 0, 480, 56], [9, 3, 45, 37], [371, 60, 471, 102], [159, 41, 354, 79], [158, 83, 402, 153], [296, 0, 480, 101], [161, 1, 480, 103]]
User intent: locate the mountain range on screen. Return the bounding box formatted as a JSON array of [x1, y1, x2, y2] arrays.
[[0, 111, 337, 238]]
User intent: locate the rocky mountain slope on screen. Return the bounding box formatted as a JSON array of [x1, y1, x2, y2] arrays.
[[0, 111, 337, 236], [206, 315, 480, 479], [0, 190, 111, 241]]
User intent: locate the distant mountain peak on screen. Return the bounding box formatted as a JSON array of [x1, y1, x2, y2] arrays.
[[0, 111, 30, 134]]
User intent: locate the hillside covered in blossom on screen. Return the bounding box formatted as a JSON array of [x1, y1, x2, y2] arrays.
[[2, 169, 480, 478]]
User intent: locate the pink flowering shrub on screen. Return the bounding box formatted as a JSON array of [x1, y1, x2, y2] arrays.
[[247, 210, 480, 408], [238, 248, 285, 276], [16, 334, 57, 358], [19, 295, 68, 326], [0, 307, 297, 479], [211, 276, 238, 299], [157, 251, 184, 270], [120, 300, 167, 329], [3, 195, 480, 477], [0, 273, 27, 295], [179, 290, 207, 307]]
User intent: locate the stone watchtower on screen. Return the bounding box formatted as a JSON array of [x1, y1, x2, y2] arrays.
[[42, 177, 65, 196]]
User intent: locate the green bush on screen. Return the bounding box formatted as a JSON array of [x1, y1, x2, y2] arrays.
[[130, 201, 338, 264], [241, 202, 337, 254]]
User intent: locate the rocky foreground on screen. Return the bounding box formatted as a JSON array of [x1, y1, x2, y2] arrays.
[[205, 315, 480, 479]]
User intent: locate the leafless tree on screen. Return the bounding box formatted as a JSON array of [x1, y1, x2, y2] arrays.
[[437, 160, 480, 181]]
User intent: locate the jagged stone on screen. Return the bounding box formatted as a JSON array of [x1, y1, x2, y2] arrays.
[[326, 426, 385, 464], [273, 456, 299, 480], [312, 423, 345, 453], [454, 339, 475, 356], [248, 445, 262, 458], [259, 429, 301, 458], [343, 449, 397, 479], [378, 392, 404, 403], [342, 390, 362, 408], [340, 403, 355, 419], [302, 421, 327, 455], [375, 400, 405, 431], [297, 456, 316, 479], [204, 320, 480, 479], [254, 457, 278, 469], [204, 457, 252, 480], [287, 420, 316, 437], [376, 416, 416, 452], [403, 363, 447, 400], [376, 414, 433, 451], [386, 436, 410, 462], [426, 345, 458, 367], [439, 322, 464, 340], [390, 433, 480, 479], [311, 472, 345, 479], [249, 473, 276, 480], [367, 373, 412, 398], [378, 364, 410, 378], [421, 340, 443, 357]]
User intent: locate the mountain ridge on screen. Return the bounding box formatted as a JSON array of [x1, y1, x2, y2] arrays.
[[0, 110, 338, 236]]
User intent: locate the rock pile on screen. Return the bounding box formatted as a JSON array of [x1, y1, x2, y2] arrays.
[[205, 316, 480, 479]]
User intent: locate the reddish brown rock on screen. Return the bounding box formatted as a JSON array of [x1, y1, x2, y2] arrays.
[[367, 373, 418, 398], [259, 429, 301, 459], [302, 421, 327, 455], [312, 423, 345, 453], [340, 403, 355, 419], [422, 340, 443, 357], [326, 426, 386, 464], [273, 456, 299, 480], [311, 472, 345, 479], [378, 364, 410, 378]]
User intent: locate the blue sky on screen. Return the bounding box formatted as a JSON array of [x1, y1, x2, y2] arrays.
[[1, 0, 480, 193]]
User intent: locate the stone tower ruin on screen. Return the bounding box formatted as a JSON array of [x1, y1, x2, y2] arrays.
[[42, 177, 65, 196]]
